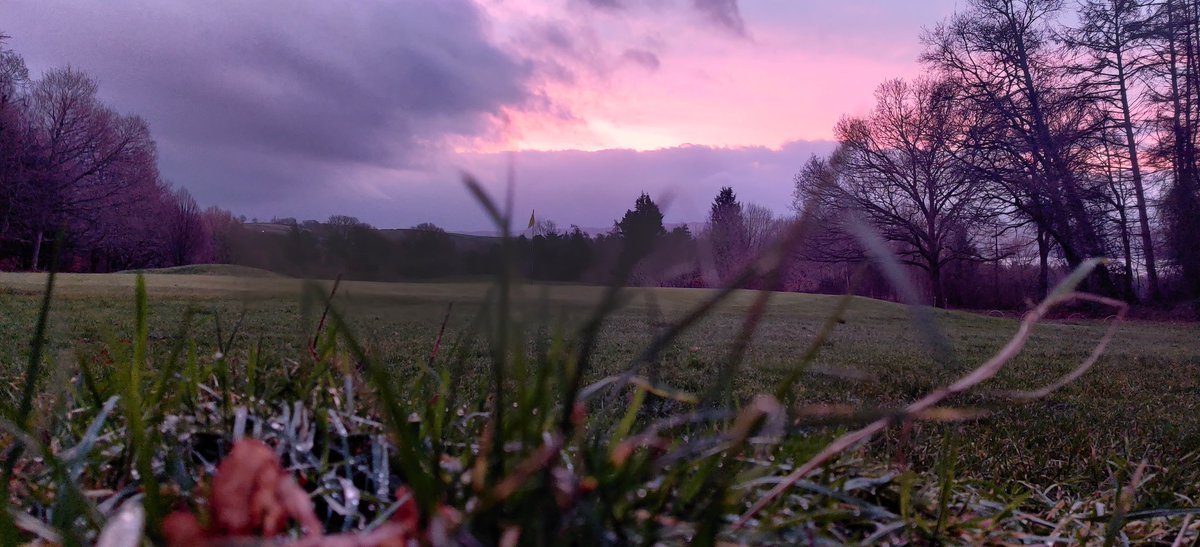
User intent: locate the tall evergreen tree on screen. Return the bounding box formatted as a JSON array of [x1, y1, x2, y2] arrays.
[[708, 186, 747, 283], [616, 192, 666, 265]]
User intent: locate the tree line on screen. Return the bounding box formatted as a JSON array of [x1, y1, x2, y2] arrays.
[[206, 193, 732, 288], [0, 35, 213, 272], [796, 0, 1200, 308], [205, 187, 924, 306]]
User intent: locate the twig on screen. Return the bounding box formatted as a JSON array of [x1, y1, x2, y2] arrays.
[[734, 286, 1127, 529], [309, 275, 342, 364], [1170, 514, 1192, 547], [1002, 294, 1128, 399], [428, 303, 454, 367]]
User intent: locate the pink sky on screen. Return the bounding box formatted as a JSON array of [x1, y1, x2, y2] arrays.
[[470, 0, 957, 152]]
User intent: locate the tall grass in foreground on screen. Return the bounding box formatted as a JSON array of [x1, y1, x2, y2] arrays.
[[0, 179, 1192, 545]]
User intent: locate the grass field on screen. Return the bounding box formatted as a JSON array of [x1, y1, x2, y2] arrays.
[[2, 267, 1200, 539], [2, 269, 1198, 505]]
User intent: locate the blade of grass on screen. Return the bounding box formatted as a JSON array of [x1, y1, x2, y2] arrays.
[[309, 275, 342, 364], [1104, 460, 1147, 547], [307, 283, 438, 515], [934, 428, 959, 540], [123, 275, 163, 539], [146, 308, 198, 424], [0, 231, 61, 547], [846, 214, 954, 367], [773, 264, 864, 401]]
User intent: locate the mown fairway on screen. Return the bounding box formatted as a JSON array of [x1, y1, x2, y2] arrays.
[[1, 269, 1198, 502]]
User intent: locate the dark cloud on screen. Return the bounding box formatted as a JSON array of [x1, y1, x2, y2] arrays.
[[621, 48, 661, 70], [537, 24, 578, 52], [579, 0, 747, 36], [5, 0, 534, 206], [692, 0, 747, 36], [584, 0, 624, 10]]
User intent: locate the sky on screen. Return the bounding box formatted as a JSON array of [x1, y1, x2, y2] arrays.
[[4, 0, 960, 231]]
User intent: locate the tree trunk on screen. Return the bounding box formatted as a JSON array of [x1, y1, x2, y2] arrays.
[[930, 263, 945, 309], [1164, 0, 1200, 296], [993, 234, 1000, 307], [30, 229, 43, 272], [1117, 205, 1136, 301], [1037, 227, 1050, 301], [1010, 17, 1118, 297], [0, 201, 11, 240], [1116, 47, 1161, 300]]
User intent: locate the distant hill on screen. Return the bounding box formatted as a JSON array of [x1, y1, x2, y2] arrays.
[[120, 264, 285, 278], [377, 229, 499, 252], [462, 222, 703, 238], [244, 221, 704, 245], [243, 223, 293, 235]]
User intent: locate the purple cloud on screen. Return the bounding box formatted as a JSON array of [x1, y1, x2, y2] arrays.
[[5, 0, 534, 204], [444, 140, 837, 231], [693, 0, 747, 37], [621, 48, 661, 70]]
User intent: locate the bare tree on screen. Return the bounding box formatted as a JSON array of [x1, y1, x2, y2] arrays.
[[1143, 0, 1200, 297], [0, 34, 30, 244], [0, 33, 27, 108], [742, 203, 781, 253], [792, 153, 865, 263], [815, 77, 982, 307], [165, 186, 207, 266], [923, 0, 1121, 298], [24, 67, 158, 269], [1068, 0, 1162, 300]]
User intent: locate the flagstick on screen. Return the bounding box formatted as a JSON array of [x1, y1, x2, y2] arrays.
[[528, 209, 536, 280]]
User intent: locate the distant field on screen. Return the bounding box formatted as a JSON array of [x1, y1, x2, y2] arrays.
[[1, 270, 1198, 500]]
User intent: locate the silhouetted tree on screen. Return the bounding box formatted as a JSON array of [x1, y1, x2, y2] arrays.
[[658, 224, 702, 287], [707, 187, 747, 284], [523, 222, 593, 281], [1143, 0, 1200, 297], [742, 203, 780, 254], [165, 186, 210, 266], [616, 193, 665, 266], [282, 223, 321, 277], [323, 214, 362, 273], [1068, 0, 1161, 300], [0, 35, 29, 253], [792, 154, 865, 264], [399, 222, 457, 278], [828, 77, 983, 307], [924, 0, 1120, 298], [345, 222, 392, 279]]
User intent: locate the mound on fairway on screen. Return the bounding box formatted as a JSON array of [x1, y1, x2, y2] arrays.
[[120, 264, 285, 278]]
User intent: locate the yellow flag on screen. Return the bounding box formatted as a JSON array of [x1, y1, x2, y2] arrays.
[[527, 210, 536, 229]]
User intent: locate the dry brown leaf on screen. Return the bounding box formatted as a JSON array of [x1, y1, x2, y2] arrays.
[[162, 440, 461, 546], [209, 438, 320, 536]]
